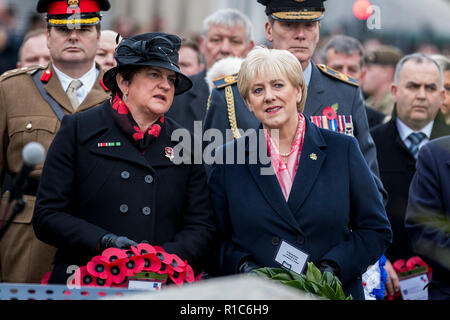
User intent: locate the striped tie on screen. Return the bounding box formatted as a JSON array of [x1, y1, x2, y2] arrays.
[[407, 132, 426, 160]]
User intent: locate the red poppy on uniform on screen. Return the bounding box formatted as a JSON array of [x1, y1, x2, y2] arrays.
[[323, 106, 337, 120]]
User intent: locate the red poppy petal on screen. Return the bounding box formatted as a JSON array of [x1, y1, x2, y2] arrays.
[[136, 243, 156, 256], [170, 254, 186, 272], [184, 264, 195, 283], [406, 256, 427, 270], [124, 257, 145, 277], [41, 271, 51, 285], [392, 259, 406, 273], [154, 246, 172, 264], [195, 272, 203, 281], [102, 248, 128, 264], [108, 264, 127, 284], [76, 266, 98, 287], [169, 270, 185, 286], [87, 256, 110, 279], [142, 255, 162, 272]]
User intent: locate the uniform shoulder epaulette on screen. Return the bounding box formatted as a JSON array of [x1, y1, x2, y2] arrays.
[[316, 64, 360, 87], [0, 65, 45, 82], [213, 72, 239, 89]]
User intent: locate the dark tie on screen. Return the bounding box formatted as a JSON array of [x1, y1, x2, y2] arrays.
[[407, 132, 426, 160]]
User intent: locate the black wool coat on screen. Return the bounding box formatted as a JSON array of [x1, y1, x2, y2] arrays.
[[33, 101, 216, 283]]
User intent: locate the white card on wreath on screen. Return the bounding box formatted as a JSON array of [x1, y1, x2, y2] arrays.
[[128, 280, 162, 291], [274, 240, 309, 275], [399, 272, 429, 300]]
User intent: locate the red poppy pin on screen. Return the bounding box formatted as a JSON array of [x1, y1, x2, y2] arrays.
[[323, 103, 339, 120], [165, 147, 174, 161]]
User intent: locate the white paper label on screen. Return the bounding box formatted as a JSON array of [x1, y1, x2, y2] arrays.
[[128, 280, 162, 291], [274, 240, 309, 275], [399, 273, 429, 300]]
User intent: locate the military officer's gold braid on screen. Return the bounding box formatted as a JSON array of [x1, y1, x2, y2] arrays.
[[206, 94, 211, 112], [225, 85, 241, 139]]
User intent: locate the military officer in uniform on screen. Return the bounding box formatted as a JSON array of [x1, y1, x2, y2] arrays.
[[204, 0, 386, 204], [0, 0, 111, 283], [362, 45, 403, 118]]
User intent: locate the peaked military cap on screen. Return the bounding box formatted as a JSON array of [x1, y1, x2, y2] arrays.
[[257, 0, 327, 22], [365, 45, 403, 66], [37, 0, 110, 27]]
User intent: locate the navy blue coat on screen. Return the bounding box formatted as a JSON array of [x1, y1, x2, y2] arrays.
[[405, 136, 450, 298], [207, 118, 392, 300], [33, 101, 216, 283]]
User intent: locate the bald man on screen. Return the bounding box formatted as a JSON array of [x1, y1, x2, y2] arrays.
[[95, 29, 120, 71]]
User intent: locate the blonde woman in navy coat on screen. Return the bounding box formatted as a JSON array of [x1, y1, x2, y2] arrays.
[[33, 33, 216, 284], [207, 47, 392, 300]]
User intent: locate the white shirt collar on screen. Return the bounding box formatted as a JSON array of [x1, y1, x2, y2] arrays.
[[53, 63, 99, 105], [303, 61, 312, 88], [396, 118, 434, 149]]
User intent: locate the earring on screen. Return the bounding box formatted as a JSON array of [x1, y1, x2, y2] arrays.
[[123, 91, 128, 101]]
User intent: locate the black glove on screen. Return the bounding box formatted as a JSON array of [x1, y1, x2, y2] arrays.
[[318, 260, 341, 279], [238, 259, 260, 274], [99, 233, 138, 251]]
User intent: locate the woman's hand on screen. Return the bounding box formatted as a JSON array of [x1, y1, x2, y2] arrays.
[[99, 233, 138, 251]]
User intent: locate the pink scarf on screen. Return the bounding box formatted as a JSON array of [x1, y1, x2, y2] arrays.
[[265, 113, 306, 201]]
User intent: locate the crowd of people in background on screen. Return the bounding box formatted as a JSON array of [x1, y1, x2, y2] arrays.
[[0, 0, 449, 301]]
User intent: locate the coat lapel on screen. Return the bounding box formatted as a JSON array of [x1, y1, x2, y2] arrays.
[[78, 64, 110, 112], [143, 121, 179, 167], [245, 130, 304, 234], [43, 63, 110, 115], [288, 119, 327, 215], [304, 63, 327, 116], [43, 63, 74, 114]]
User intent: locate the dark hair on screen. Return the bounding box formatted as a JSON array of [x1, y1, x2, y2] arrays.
[[110, 65, 180, 95], [320, 35, 365, 68], [110, 65, 142, 95]]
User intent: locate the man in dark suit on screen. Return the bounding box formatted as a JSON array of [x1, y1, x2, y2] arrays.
[[166, 8, 255, 134], [371, 53, 450, 298], [204, 0, 386, 203], [319, 34, 386, 129], [405, 135, 450, 300]]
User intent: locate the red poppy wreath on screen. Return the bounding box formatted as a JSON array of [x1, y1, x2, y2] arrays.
[[43, 243, 200, 289]]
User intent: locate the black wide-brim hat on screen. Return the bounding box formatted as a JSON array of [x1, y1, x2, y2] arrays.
[[257, 0, 327, 22], [103, 32, 193, 96], [37, 0, 110, 26]]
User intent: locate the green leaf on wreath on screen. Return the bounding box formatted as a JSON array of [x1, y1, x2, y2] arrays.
[[306, 262, 322, 283], [321, 283, 337, 299]]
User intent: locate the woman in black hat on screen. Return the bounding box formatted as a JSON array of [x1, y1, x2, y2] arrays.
[[33, 33, 216, 285]]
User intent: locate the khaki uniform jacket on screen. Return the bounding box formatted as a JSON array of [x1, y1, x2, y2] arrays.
[[0, 63, 110, 283]]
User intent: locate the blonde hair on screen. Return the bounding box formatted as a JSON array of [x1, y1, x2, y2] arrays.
[[237, 46, 307, 112]]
